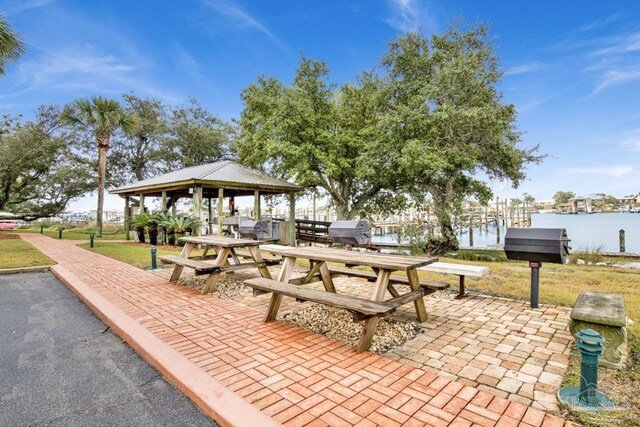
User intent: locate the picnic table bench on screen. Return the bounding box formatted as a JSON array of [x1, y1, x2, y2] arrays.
[[161, 236, 274, 294], [244, 246, 437, 352], [418, 262, 488, 298]]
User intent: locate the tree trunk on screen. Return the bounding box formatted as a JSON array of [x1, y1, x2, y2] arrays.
[[335, 201, 352, 220], [432, 195, 459, 254], [96, 144, 108, 237]]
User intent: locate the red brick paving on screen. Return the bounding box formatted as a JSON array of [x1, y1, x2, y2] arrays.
[[21, 234, 573, 427]]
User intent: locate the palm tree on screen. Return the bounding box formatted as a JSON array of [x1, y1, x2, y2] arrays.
[[0, 15, 26, 75], [63, 97, 137, 236]]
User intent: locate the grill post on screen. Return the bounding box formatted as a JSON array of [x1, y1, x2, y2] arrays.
[[529, 261, 540, 308]]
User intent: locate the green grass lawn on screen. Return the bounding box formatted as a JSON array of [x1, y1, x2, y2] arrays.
[[78, 242, 203, 269], [0, 235, 54, 269], [4, 227, 127, 241]]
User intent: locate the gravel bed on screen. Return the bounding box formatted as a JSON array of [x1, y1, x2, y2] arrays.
[[283, 305, 420, 354], [178, 274, 252, 299], [176, 264, 308, 299]]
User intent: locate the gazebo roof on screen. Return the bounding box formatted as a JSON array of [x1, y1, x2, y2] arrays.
[[110, 160, 303, 197]]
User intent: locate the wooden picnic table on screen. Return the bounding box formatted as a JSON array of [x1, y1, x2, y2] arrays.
[[245, 246, 437, 352], [161, 236, 273, 294]]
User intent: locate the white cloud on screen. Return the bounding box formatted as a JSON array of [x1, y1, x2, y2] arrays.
[[16, 49, 134, 90], [386, 0, 421, 33], [577, 14, 622, 33], [13, 46, 180, 103], [201, 0, 289, 53], [1, 0, 57, 16], [580, 31, 640, 95], [563, 166, 633, 177], [621, 129, 640, 151], [592, 69, 640, 94], [507, 62, 543, 76], [592, 32, 640, 56]]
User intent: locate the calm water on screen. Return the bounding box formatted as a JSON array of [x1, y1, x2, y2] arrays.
[[372, 212, 640, 252]]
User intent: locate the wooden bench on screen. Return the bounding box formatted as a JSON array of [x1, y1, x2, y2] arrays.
[[570, 291, 627, 369], [327, 267, 449, 293], [163, 255, 270, 274], [244, 277, 397, 321], [418, 262, 488, 298], [189, 252, 281, 265], [160, 255, 218, 275]]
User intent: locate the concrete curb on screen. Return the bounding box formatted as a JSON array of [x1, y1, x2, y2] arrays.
[[0, 265, 51, 275], [50, 265, 282, 427]]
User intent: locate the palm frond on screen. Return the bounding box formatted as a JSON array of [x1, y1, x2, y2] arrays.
[[0, 15, 26, 76]]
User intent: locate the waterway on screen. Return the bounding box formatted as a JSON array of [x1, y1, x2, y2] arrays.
[[372, 212, 640, 252]]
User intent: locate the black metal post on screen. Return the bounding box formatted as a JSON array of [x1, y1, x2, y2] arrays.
[[455, 275, 466, 299], [530, 261, 540, 308], [89, 232, 94, 248]]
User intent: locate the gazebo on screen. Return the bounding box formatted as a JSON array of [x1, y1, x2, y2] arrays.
[[109, 161, 303, 242]]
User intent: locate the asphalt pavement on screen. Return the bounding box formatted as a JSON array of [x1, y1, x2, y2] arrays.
[[0, 272, 217, 427]]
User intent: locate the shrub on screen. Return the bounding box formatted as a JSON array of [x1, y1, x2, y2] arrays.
[[570, 245, 604, 264]]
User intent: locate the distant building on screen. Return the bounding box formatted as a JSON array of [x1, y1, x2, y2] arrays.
[[567, 196, 593, 214], [618, 193, 639, 204]]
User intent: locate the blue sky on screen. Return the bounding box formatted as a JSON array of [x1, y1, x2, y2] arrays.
[[2, 0, 640, 211]]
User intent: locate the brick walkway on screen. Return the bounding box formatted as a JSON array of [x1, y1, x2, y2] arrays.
[[21, 234, 574, 427]]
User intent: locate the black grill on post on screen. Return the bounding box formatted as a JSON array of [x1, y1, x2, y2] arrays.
[[328, 220, 371, 246], [238, 220, 270, 240], [504, 228, 571, 308]]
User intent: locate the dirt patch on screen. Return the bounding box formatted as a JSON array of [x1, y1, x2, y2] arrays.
[[0, 233, 18, 239], [283, 305, 420, 354]]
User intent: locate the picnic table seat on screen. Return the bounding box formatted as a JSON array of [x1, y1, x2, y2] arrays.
[[244, 277, 397, 320], [164, 254, 270, 274], [189, 251, 281, 265], [327, 266, 449, 292], [160, 255, 217, 275]]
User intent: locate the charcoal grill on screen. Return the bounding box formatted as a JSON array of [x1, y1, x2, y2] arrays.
[[504, 228, 571, 308], [328, 220, 371, 246], [238, 220, 270, 240]]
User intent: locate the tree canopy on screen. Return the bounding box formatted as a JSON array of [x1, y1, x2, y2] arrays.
[[160, 98, 236, 170], [0, 106, 94, 218], [553, 191, 575, 205], [109, 94, 167, 184], [238, 22, 542, 249], [239, 57, 397, 219]]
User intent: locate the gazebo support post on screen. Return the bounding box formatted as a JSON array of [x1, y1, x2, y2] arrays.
[[161, 191, 167, 212], [289, 192, 296, 246], [139, 194, 145, 214], [217, 188, 224, 236], [193, 186, 203, 236], [171, 197, 177, 215], [124, 196, 130, 241], [254, 190, 260, 220], [208, 198, 213, 235]]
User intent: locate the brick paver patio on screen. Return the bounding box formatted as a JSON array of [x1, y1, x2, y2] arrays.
[[21, 234, 575, 427]]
